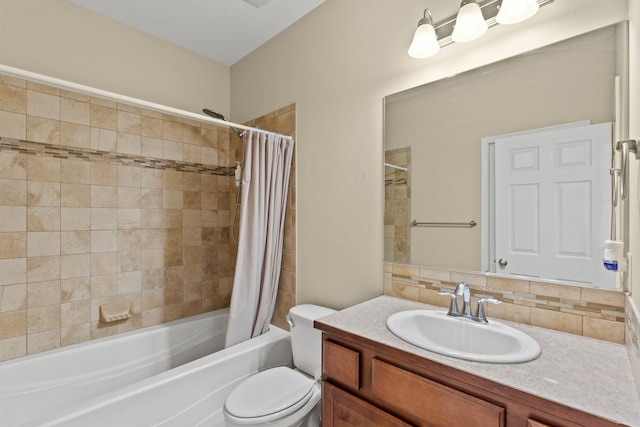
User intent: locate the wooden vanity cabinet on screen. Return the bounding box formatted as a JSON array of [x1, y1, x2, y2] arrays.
[[319, 326, 624, 427]]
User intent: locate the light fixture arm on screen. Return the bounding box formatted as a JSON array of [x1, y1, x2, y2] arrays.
[[417, 8, 434, 27]]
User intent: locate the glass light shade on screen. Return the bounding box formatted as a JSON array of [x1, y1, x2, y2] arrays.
[[451, 1, 488, 43], [408, 23, 440, 59], [496, 0, 539, 24]]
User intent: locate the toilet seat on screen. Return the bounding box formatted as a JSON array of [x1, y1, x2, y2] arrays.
[[224, 366, 316, 424]]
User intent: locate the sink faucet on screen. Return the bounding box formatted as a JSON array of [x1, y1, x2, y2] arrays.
[[455, 282, 471, 317], [439, 282, 501, 323]]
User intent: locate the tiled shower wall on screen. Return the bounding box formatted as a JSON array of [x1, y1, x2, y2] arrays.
[[0, 74, 240, 362], [244, 105, 297, 330], [384, 148, 410, 263]]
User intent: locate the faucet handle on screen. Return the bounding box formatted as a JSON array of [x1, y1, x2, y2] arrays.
[[475, 298, 501, 323], [438, 290, 459, 315]]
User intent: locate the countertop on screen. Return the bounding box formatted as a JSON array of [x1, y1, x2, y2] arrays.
[[316, 295, 640, 427]]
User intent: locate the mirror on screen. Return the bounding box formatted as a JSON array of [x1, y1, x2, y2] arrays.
[[384, 23, 628, 289]]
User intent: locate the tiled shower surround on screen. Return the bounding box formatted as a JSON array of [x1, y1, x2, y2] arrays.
[[384, 148, 410, 263], [0, 72, 296, 362]]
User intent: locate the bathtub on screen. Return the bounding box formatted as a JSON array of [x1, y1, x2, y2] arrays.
[[0, 308, 260, 426], [21, 324, 292, 426]]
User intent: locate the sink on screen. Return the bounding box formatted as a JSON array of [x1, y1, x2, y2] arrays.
[[386, 310, 541, 363]]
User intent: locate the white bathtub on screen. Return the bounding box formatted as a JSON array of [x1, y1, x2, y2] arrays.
[[22, 324, 292, 426], [0, 308, 260, 426]]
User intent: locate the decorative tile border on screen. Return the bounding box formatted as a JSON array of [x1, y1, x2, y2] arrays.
[[0, 136, 235, 176], [385, 262, 626, 343], [392, 273, 624, 319]]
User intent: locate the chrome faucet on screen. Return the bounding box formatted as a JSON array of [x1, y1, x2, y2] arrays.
[[439, 282, 501, 323]]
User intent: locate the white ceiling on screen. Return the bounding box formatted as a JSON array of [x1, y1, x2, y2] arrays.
[[67, 0, 327, 66]]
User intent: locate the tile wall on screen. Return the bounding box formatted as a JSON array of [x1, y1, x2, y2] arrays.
[[385, 262, 626, 344], [627, 297, 640, 395], [384, 148, 410, 263], [0, 74, 240, 362], [242, 105, 297, 330]]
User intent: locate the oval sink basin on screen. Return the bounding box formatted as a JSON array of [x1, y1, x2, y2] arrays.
[[386, 310, 541, 363]]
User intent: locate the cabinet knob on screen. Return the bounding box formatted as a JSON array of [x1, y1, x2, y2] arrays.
[[498, 258, 508, 268]]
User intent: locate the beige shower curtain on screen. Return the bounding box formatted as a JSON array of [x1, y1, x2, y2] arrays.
[[225, 130, 294, 348]]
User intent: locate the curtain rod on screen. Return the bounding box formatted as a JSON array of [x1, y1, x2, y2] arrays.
[[0, 64, 293, 140]]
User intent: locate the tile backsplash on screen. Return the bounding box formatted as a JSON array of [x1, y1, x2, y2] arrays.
[[0, 74, 241, 362], [385, 262, 626, 344], [627, 297, 640, 396]]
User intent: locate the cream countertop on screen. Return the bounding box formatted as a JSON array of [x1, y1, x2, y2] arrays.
[[316, 295, 640, 427]]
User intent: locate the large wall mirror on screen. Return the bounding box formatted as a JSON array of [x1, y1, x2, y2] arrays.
[[384, 23, 629, 290]]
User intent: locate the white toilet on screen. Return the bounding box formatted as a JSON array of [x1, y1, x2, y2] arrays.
[[223, 304, 336, 427]]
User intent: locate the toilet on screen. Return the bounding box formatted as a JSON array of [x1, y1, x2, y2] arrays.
[[223, 304, 336, 427]]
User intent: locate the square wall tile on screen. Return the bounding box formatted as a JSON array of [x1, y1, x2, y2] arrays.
[[27, 182, 60, 207], [0, 206, 26, 232], [27, 329, 60, 354], [27, 90, 60, 120], [27, 256, 60, 283], [0, 152, 27, 180], [0, 311, 26, 339], [26, 116, 59, 145], [0, 232, 27, 259], [0, 179, 26, 206], [0, 111, 26, 140], [27, 280, 60, 308], [60, 122, 91, 149], [27, 232, 60, 257], [0, 83, 26, 114], [0, 258, 26, 285], [27, 207, 59, 232], [0, 284, 27, 312], [61, 97, 90, 125]]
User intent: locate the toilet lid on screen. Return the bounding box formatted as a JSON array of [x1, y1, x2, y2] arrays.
[[224, 367, 316, 420]]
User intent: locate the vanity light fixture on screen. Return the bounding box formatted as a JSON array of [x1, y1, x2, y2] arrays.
[[408, 9, 440, 58], [496, 0, 540, 24], [409, 0, 554, 58], [451, 0, 488, 43]]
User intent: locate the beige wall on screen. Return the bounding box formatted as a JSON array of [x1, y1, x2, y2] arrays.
[[231, 0, 629, 310], [0, 0, 230, 115]]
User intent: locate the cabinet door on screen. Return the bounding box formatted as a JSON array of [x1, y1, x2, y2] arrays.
[[371, 359, 505, 427], [323, 382, 411, 427]]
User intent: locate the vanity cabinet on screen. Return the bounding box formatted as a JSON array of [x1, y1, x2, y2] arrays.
[[318, 326, 624, 427]]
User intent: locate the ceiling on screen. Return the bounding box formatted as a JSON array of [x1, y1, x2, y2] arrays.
[[67, 0, 327, 66]]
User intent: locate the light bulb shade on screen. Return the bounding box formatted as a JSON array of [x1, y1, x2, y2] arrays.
[[496, 0, 539, 24], [451, 1, 488, 43], [408, 23, 440, 58]]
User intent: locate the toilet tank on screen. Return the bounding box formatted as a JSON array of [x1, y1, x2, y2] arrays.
[[287, 304, 336, 378]]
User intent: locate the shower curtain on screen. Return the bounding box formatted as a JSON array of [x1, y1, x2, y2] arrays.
[[225, 130, 294, 348]]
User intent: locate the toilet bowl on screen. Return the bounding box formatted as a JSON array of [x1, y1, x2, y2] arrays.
[[223, 304, 335, 427]]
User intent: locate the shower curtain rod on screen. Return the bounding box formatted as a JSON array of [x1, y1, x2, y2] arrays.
[[0, 64, 293, 140]]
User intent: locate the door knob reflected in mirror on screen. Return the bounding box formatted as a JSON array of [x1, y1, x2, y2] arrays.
[[498, 258, 508, 268]]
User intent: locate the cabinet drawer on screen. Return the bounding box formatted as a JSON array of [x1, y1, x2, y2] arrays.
[[323, 382, 411, 427], [323, 340, 360, 390], [372, 359, 505, 427]]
